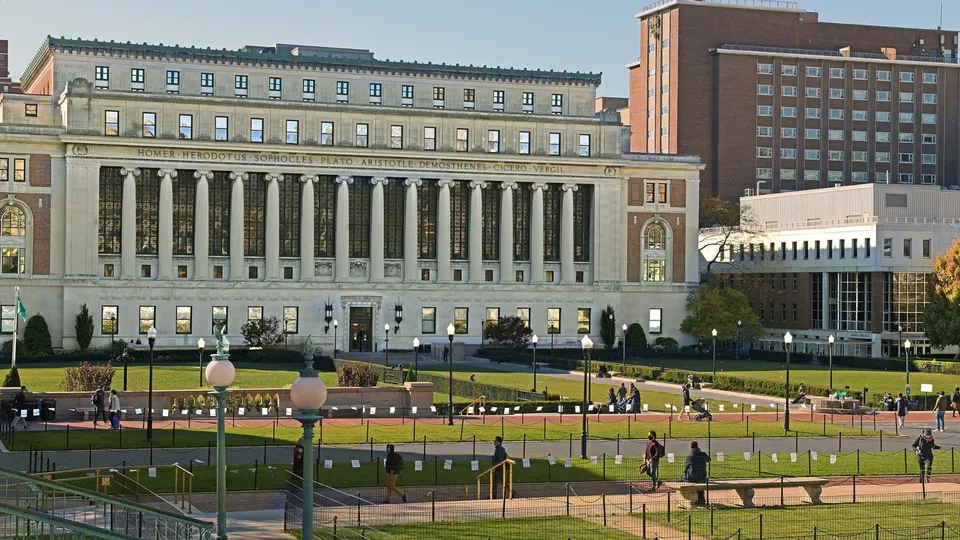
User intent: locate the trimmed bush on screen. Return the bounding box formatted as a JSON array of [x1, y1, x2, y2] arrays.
[[62, 362, 116, 391], [625, 323, 647, 350], [337, 363, 380, 387], [75, 304, 94, 351], [3, 366, 21, 387], [23, 315, 52, 355]]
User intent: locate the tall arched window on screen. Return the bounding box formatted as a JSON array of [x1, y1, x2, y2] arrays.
[[642, 222, 667, 282], [0, 205, 26, 275]]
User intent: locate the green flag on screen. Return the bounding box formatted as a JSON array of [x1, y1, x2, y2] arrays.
[[16, 297, 26, 322]]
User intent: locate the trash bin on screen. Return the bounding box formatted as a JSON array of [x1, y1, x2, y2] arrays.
[[40, 399, 56, 421]]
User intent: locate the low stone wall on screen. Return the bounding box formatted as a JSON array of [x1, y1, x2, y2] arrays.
[[0, 382, 435, 418]]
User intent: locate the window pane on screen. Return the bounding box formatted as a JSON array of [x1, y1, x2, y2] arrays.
[[454, 307, 468, 334], [421, 308, 436, 334]]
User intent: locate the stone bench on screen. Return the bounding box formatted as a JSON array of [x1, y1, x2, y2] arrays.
[[69, 408, 134, 421], [664, 477, 828, 507]]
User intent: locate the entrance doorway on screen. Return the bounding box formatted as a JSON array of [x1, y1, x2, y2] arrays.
[[350, 307, 373, 352]]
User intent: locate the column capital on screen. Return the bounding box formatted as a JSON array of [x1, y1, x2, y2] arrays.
[[404, 178, 423, 187], [301, 174, 319, 183], [335, 175, 354, 185], [157, 169, 178, 179], [370, 176, 390, 186], [119, 167, 141, 177], [438, 178, 456, 188], [229, 171, 248, 181], [469, 180, 488, 190], [193, 170, 214, 181], [501, 180, 518, 190], [561, 183, 579, 193], [531, 182, 549, 191], [264, 172, 284, 182]]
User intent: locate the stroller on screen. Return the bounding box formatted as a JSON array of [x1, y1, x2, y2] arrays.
[[691, 398, 712, 422]]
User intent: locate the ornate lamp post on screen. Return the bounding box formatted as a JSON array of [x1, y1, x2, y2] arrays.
[[290, 336, 328, 540], [531, 334, 539, 392], [197, 338, 206, 388], [580, 335, 593, 459], [828, 335, 835, 390], [904, 339, 912, 385], [447, 323, 455, 426], [384, 323, 391, 366], [711, 328, 718, 377], [146, 326, 157, 442], [413, 337, 420, 379], [394, 304, 403, 334], [205, 330, 235, 540], [784, 331, 793, 433], [621, 323, 628, 371], [323, 303, 334, 333]]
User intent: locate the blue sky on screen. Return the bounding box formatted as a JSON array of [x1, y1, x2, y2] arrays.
[[3, 0, 958, 95]]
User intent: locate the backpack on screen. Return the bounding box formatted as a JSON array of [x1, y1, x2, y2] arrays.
[[91, 389, 102, 406], [654, 441, 666, 459]]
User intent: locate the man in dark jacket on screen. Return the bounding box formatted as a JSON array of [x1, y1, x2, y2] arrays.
[[895, 392, 909, 428], [679, 441, 711, 504], [92, 388, 107, 428], [643, 430, 663, 492], [383, 444, 407, 503], [951, 387, 960, 418], [12, 386, 27, 429], [913, 428, 940, 484], [492, 436, 509, 498]]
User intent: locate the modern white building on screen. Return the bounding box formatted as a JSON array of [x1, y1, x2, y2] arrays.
[[0, 37, 703, 352], [700, 183, 960, 358]]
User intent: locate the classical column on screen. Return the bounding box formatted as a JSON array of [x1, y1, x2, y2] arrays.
[[530, 183, 546, 284], [468, 180, 486, 283], [560, 183, 577, 285], [157, 169, 177, 280], [264, 173, 282, 280], [228, 172, 247, 280], [300, 175, 318, 281], [335, 176, 352, 281], [403, 178, 421, 282], [119, 167, 140, 279], [499, 181, 516, 284], [437, 179, 454, 282], [193, 171, 212, 280], [370, 177, 388, 281]]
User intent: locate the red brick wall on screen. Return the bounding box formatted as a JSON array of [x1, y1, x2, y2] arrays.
[[29, 155, 50, 187], [626, 211, 686, 284], [722, 272, 814, 330]]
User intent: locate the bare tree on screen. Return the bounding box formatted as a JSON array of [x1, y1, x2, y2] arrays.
[[698, 197, 766, 278]]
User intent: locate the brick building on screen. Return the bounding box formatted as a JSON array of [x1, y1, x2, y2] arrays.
[[0, 40, 22, 94], [629, 0, 960, 201]]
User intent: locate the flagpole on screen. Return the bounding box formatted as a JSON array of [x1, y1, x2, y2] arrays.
[[12, 286, 18, 368]]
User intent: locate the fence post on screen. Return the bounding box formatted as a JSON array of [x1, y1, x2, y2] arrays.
[[904, 448, 908, 474], [473, 435, 476, 460], [173, 421, 176, 447], [687, 514, 692, 540], [759, 513, 763, 540], [253, 459, 259, 491], [66, 426, 70, 450], [822, 415, 826, 436], [603, 494, 608, 527], [434, 456, 439, 484], [669, 414, 672, 437], [431, 490, 436, 523], [852, 475, 856, 503], [630, 485, 634, 513], [523, 433, 527, 458], [838, 432, 842, 452], [357, 493, 361, 527], [711, 506, 715, 537], [603, 453, 606, 480], [857, 449, 861, 475], [88, 444, 92, 469], [874, 523, 878, 540], [543, 418, 547, 441], [880, 430, 883, 452], [569, 433, 573, 458], [333, 516, 337, 538], [641, 503, 646, 537], [758, 450, 762, 477], [566, 483, 570, 516], [942, 520, 946, 540], [953, 448, 955, 474], [667, 492, 671, 522], [779, 476, 784, 506], [413, 417, 417, 443], [628, 417, 631, 439]]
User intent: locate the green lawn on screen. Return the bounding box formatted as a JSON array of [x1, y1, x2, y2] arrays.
[[289, 517, 638, 540], [649, 500, 960, 538]]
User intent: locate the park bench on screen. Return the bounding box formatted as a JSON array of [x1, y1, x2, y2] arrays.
[[69, 408, 139, 421], [664, 477, 828, 507]]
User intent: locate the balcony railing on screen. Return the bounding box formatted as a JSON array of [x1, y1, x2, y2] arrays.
[[643, 0, 798, 13]]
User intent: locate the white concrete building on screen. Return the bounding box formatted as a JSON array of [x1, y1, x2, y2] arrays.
[[700, 183, 960, 358], [0, 37, 703, 352]]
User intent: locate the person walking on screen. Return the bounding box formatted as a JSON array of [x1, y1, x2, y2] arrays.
[[12, 386, 27, 429], [951, 387, 960, 418], [383, 444, 407, 503], [677, 384, 692, 421], [912, 428, 940, 484], [442, 345, 449, 363], [895, 392, 909, 428], [618, 383, 627, 403], [632, 385, 642, 414], [108, 389, 121, 430], [643, 430, 664, 492], [679, 441, 712, 505], [934, 391, 949, 432], [91, 388, 107, 428], [491, 436, 509, 498]]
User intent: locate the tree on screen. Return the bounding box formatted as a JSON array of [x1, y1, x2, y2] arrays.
[[600, 305, 616, 348], [75, 303, 94, 351], [2, 366, 20, 387], [63, 362, 116, 391], [483, 316, 533, 348], [240, 316, 284, 347], [698, 197, 764, 277], [625, 323, 647, 349], [680, 280, 765, 342], [925, 238, 960, 357], [23, 314, 52, 355]]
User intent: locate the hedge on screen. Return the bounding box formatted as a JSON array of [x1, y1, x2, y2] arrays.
[[3, 347, 330, 369]]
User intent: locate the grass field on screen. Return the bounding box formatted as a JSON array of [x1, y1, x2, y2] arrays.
[[289, 517, 636, 540], [649, 500, 960, 538]]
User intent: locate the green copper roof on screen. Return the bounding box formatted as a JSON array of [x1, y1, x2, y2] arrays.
[[22, 36, 602, 88]]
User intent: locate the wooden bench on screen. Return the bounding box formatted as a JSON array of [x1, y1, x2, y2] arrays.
[[665, 477, 828, 507]]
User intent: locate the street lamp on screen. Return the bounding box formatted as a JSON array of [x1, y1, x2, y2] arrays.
[[904, 339, 912, 385], [711, 329, 718, 377], [784, 331, 793, 433], [531, 334, 539, 392], [384, 323, 391, 366], [580, 335, 593, 459], [898, 325, 903, 358], [827, 335, 835, 390], [146, 326, 157, 442], [197, 338, 206, 388], [332, 319, 338, 360], [205, 333, 235, 540], [290, 337, 328, 540], [394, 304, 403, 334], [447, 324, 455, 426], [736, 320, 742, 359], [323, 303, 334, 334], [413, 337, 420, 379], [121, 349, 130, 392], [621, 323, 628, 371], [549, 323, 557, 358]]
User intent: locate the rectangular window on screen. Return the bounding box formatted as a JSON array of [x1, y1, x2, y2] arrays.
[[551, 93, 563, 113], [131, 68, 144, 84], [901, 72, 915, 83], [877, 70, 891, 81], [781, 169, 796, 180], [548, 133, 561, 155], [922, 154, 936, 165], [757, 168, 773, 179], [104, 110, 119, 136], [303, 78, 316, 94], [178, 114, 192, 140], [401, 85, 413, 106], [101, 306, 118, 335], [422, 126, 436, 151], [757, 147, 773, 158], [757, 84, 773, 95], [757, 105, 773, 116], [829, 129, 844, 141], [876, 91, 891, 102], [853, 89, 868, 101], [200, 72, 214, 92], [487, 130, 500, 153], [781, 107, 797, 117], [24, 104, 37, 117], [137, 306, 155, 334], [903, 238, 912, 258], [806, 66, 821, 77], [782, 86, 797, 97], [805, 108, 820, 119], [829, 89, 844, 100], [899, 153, 914, 163], [286, 120, 299, 145], [899, 173, 914, 184], [853, 69, 868, 80], [95, 65, 109, 82], [282, 306, 298, 334], [493, 90, 504, 106], [782, 127, 797, 138], [456, 128, 469, 152], [141, 112, 156, 138], [577, 308, 591, 334], [804, 149, 820, 160], [578, 134, 591, 157], [899, 112, 915, 123], [883, 238, 892, 257], [369, 83, 382, 97], [877, 111, 891, 122], [250, 118, 264, 143], [852, 131, 867, 142], [757, 126, 773, 137], [782, 65, 797, 76], [166, 70, 180, 85], [900, 132, 916, 142], [900, 92, 915, 103], [516, 308, 530, 328], [420, 307, 436, 334], [546, 308, 561, 334], [336, 81, 349, 102], [649, 308, 662, 334], [247, 306, 263, 325], [215, 116, 229, 141], [922, 134, 937, 144], [433, 86, 445, 101], [923, 73, 938, 84], [391, 125, 403, 149], [320, 122, 334, 146], [829, 109, 843, 120], [235, 75, 248, 89], [830, 67, 845, 78], [207, 306, 228, 333], [454, 307, 469, 334], [829, 150, 843, 161], [522, 92, 534, 110], [805, 88, 821, 98], [922, 114, 937, 125], [804, 170, 821, 181], [355, 123, 368, 147], [464, 88, 476, 105], [851, 110, 868, 122], [757, 63, 773, 74], [519, 131, 531, 154], [176, 306, 192, 334]]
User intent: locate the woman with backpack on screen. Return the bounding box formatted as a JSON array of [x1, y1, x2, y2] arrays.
[[643, 430, 664, 492], [913, 428, 941, 484]]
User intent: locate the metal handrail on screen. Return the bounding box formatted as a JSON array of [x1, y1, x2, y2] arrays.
[[41, 464, 194, 513], [475, 458, 515, 500], [460, 396, 487, 415]]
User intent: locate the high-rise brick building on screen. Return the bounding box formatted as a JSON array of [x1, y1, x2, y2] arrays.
[[629, 0, 960, 201], [0, 40, 23, 94]]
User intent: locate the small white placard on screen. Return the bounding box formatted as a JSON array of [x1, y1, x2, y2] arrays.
[[771, 453, 778, 463], [718, 405, 725, 412], [811, 451, 818, 461], [262, 408, 268, 416], [195, 459, 204, 464], [536, 406, 543, 412], [237, 408, 244, 415], [148, 467, 157, 478], [574, 406, 581, 413], [830, 455, 837, 465], [790, 453, 798, 463], [468, 407, 475, 415], [162, 409, 169, 417], [20, 410, 26, 417], [370, 407, 377, 415], [109, 468, 118, 473], [548, 455, 557, 465], [479, 407, 486, 413], [503, 407, 511, 414], [32, 408, 40, 416], [430, 406, 437, 413], [351, 460, 360, 468], [444, 460, 453, 470], [770, 403, 776, 408], [412, 406, 418, 414], [921, 384, 934, 393], [522, 458, 531, 468], [558, 406, 563, 413], [590, 456, 598, 465], [471, 461, 479, 471], [750, 404, 756, 411], [684, 406, 689, 413], [643, 404, 649, 412], [415, 461, 423, 471], [564, 458, 572, 468], [389, 407, 396, 414], [625, 403, 633, 412], [667, 453, 675, 463], [743, 452, 751, 461], [733, 404, 739, 408], [210, 410, 216, 417], [615, 455, 623, 465], [491, 407, 498, 412], [324, 460, 333, 469], [716, 452, 724, 462], [135, 408, 143, 414], [609, 405, 615, 413], [181, 410, 188, 415], [286, 408, 293, 416]]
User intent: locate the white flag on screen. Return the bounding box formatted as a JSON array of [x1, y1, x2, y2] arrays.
[[716, 452, 724, 462], [444, 460, 453, 470], [743, 452, 751, 461], [471, 461, 479, 471], [324, 460, 333, 469], [415, 461, 423, 471], [615, 455, 623, 465], [351, 460, 360, 468]]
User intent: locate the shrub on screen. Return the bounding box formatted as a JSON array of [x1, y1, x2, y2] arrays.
[[63, 362, 116, 392], [2, 339, 26, 355], [653, 337, 679, 352], [625, 323, 647, 349], [338, 363, 380, 387], [108, 339, 127, 357], [23, 315, 52, 355], [3, 366, 21, 387], [240, 316, 284, 347], [75, 304, 94, 351], [600, 305, 616, 348], [406, 364, 417, 383], [483, 316, 533, 349]]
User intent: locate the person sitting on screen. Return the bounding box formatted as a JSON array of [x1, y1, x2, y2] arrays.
[[792, 383, 807, 404], [597, 365, 608, 379], [469, 374, 476, 382], [679, 441, 712, 505]]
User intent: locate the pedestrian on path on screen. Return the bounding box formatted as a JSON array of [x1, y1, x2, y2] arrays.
[[108, 389, 121, 430], [632, 385, 641, 414], [12, 386, 27, 429], [679, 440, 711, 505], [383, 444, 407, 503], [618, 383, 627, 403], [91, 388, 107, 428], [895, 392, 909, 428], [492, 436, 509, 499], [643, 430, 663, 492], [792, 383, 807, 405], [607, 388, 617, 407], [912, 428, 940, 484], [934, 391, 948, 432], [677, 384, 692, 421], [951, 387, 960, 418]]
